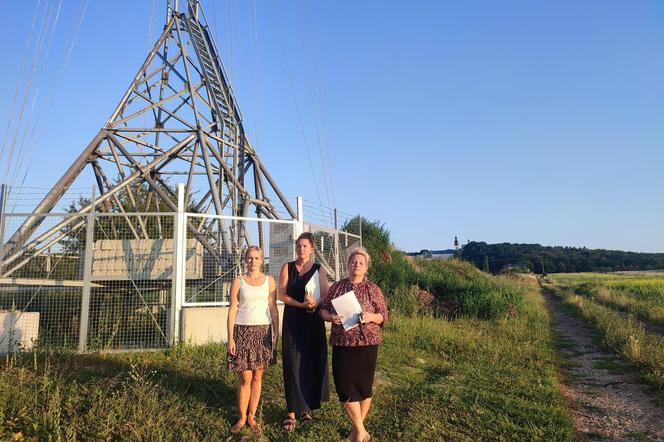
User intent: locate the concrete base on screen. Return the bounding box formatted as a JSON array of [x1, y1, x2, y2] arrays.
[[181, 304, 285, 345], [0, 311, 40, 353]]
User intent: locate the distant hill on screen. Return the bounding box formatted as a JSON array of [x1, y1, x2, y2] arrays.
[[459, 241, 664, 274]]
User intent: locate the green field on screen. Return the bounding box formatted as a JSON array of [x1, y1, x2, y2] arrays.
[[0, 262, 574, 441], [545, 272, 664, 390], [548, 272, 664, 326]]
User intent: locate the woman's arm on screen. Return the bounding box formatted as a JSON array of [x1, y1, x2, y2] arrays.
[[226, 277, 242, 355], [278, 262, 308, 308], [315, 266, 330, 308], [361, 284, 388, 326], [319, 281, 341, 324], [362, 312, 384, 325], [268, 276, 279, 346], [319, 308, 342, 325]]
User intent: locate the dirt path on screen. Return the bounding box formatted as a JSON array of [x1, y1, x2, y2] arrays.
[[541, 286, 664, 441]]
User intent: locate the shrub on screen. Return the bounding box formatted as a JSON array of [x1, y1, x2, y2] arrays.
[[416, 259, 526, 319], [343, 217, 525, 320]]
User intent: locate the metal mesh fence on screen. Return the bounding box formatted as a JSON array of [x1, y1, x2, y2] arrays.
[[0, 187, 360, 353], [183, 214, 296, 305], [338, 230, 362, 279], [87, 213, 175, 351], [306, 223, 362, 281], [1, 213, 86, 351]]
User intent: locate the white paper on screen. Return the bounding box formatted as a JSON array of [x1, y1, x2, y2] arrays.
[[331, 290, 363, 331], [304, 270, 322, 302]]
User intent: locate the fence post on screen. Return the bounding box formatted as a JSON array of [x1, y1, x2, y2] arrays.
[[295, 196, 304, 260], [295, 196, 304, 236], [0, 184, 7, 276], [358, 215, 362, 248], [78, 186, 96, 353], [170, 183, 186, 346], [334, 208, 340, 281]]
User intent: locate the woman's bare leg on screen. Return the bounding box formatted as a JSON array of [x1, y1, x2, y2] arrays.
[[344, 401, 368, 442], [359, 397, 372, 420], [235, 370, 252, 425], [247, 368, 264, 425]]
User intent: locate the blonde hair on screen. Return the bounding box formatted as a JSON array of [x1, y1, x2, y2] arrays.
[[245, 246, 264, 260], [347, 246, 371, 268]]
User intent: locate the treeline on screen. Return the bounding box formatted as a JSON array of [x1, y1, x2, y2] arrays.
[[461, 241, 664, 274]]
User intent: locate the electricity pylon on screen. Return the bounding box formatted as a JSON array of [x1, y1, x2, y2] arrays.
[[1, 0, 294, 274]]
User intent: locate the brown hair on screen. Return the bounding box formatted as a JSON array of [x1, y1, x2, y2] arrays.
[[296, 232, 315, 248]]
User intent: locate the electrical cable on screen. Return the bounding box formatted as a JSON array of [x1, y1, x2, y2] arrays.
[[10, 0, 66, 188], [295, 0, 333, 221], [0, 0, 42, 173], [3, 0, 55, 183], [13, 0, 90, 196], [269, 0, 323, 215]]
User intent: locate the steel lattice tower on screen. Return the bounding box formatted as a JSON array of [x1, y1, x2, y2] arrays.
[[1, 0, 296, 273]]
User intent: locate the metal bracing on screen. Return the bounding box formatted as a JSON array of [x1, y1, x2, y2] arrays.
[[1, 0, 296, 275]]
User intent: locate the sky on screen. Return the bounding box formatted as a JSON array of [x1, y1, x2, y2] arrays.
[[1, 0, 663, 253]]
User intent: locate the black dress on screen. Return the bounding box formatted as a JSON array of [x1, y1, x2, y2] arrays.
[[281, 261, 330, 414]]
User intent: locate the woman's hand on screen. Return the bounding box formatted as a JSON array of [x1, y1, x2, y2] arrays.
[[304, 292, 316, 309], [272, 331, 278, 350], [360, 312, 374, 324], [360, 311, 383, 325], [228, 338, 236, 356], [331, 314, 343, 325]]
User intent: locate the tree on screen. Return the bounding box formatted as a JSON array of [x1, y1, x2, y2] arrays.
[[342, 216, 390, 260]]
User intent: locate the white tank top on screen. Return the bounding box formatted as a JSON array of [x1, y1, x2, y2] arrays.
[[235, 275, 271, 325]]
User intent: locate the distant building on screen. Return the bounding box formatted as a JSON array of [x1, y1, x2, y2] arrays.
[[409, 249, 455, 259]]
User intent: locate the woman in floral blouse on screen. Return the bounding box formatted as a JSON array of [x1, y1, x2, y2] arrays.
[[319, 247, 388, 442]]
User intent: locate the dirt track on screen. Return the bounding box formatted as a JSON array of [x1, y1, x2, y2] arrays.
[[541, 286, 664, 441]]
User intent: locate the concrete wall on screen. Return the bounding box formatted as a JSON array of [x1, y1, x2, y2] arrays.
[[181, 304, 285, 345], [0, 311, 40, 353]]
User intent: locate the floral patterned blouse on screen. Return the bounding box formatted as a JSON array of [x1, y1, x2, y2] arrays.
[[320, 278, 388, 347]]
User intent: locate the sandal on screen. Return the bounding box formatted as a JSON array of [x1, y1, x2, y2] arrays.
[[282, 416, 296, 432], [248, 420, 261, 434], [246, 415, 261, 434], [300, 411, 313, 423], [230, 420, 245, 433]]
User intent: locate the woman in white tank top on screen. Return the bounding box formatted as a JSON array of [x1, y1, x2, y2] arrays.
[[226, 246, 278, 434]]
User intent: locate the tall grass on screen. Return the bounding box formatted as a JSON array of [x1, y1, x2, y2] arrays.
[[372, 256, 526, 320], [0, 281, 572, 440], [415, 259, 526, 319], [372, 287, 571, 440], [550, 286, 664, 389]]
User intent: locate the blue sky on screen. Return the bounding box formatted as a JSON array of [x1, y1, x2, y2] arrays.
[[1, 1, 663, 253]]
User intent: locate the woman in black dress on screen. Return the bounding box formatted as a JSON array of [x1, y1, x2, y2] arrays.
[[278, 232, 330, 432]]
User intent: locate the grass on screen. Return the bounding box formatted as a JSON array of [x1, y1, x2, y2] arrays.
[[548, 273, 664, 326], [0, 279, 573, 441], [378, 258, 528, 320], [548, 285, 664, 390]]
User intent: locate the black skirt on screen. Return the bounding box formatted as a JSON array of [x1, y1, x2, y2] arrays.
[[332, 345, 378, 402]]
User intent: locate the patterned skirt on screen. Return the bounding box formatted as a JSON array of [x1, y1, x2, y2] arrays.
[[227, 324, 275, 372]]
